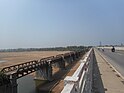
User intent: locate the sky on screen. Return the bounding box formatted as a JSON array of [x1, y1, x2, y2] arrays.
[[0, 0, 124, 49]]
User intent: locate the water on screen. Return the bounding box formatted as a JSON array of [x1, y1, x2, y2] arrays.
[[0, 60, 37, 93], [0, 60, 7, 63], [18, 75, 37, 93]]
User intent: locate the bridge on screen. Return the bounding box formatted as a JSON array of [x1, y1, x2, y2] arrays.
[[61, 47, 124, 93], [0, 49, 87, 93], [1, 47, 124, 93]]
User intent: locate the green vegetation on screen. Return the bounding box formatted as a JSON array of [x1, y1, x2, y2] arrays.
[[0, 46, 92, 52]]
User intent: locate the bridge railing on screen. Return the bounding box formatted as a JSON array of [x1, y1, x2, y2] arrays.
[[1, 60, 38, 73], [61, 48, 93, 93]]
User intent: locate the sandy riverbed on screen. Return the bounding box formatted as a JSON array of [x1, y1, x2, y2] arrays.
[[0, 51, 69, 69]]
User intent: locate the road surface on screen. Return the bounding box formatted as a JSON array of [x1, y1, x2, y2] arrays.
[[98, 49, 124, 78]]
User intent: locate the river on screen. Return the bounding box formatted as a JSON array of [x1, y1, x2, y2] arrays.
[[18, 75, 37, 93], [0, 60, 7, 63], [0, 60, 37, 93]]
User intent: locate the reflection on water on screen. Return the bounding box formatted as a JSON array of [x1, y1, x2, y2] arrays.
[[0, 60, 6, 63], [18, 75, 37, 93]]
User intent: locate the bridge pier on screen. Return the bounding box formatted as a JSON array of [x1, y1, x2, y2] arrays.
[[0, 74, 18, 93], [11, 77, 18, 93], [65, 55, 74, 64], [57, 56, 66, 70], [0, 84, 12, 93], [72, 53, 77, 61], [45, 62, 53, 81], [35, 62, 53, 81]]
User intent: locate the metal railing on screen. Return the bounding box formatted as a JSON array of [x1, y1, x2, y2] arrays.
[[61, 48, 93, 93]]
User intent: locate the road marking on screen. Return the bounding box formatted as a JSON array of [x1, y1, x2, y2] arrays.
[[96, 49, 124, 80], [116, 52, 123, 56]]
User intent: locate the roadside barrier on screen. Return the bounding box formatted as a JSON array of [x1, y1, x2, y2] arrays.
[[61, 48, 93, 93]]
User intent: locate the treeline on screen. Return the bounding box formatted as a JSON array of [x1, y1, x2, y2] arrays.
[[0, 46, 92, 52]]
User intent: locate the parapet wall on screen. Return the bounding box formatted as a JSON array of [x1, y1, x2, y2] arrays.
[[61, 48, 93, 93]]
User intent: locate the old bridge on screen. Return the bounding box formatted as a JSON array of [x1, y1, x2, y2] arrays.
[[0, 49, 88, 93]]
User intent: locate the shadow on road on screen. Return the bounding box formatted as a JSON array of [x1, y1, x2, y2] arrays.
[[92, 53, 105, 93]]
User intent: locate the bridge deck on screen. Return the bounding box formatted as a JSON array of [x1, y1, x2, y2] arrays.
[[93, 49, 124, 93]]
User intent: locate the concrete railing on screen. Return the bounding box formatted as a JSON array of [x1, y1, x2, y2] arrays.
[[61, 48, 93, 93]]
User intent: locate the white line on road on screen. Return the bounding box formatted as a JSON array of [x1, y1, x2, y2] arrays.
[[96, 49, 124, 80], [116, 52, 123, 56]]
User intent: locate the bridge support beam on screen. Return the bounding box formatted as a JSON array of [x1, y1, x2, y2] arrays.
[[35, 62, 53, 81], [0, 84, 12, 93], [0, 78, 18, 93], [58, 60, 66, 70], [45, 62, 52, 81], [11, 76, 18, 93], [0, 73, 18, 93], [65, 56, 74, 64]]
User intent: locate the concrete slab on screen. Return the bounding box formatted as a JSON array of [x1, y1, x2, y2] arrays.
[[93, 49, 124, 93]]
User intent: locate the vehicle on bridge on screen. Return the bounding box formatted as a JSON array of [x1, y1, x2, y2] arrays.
[[102, 48, 104, 52], [111, 46, 115, 52]]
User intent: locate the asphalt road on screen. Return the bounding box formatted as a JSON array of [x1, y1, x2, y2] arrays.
[[98, 49, 124, 77]]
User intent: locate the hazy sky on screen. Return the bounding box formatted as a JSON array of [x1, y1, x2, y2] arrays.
[[0, 0, 124, 49]]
